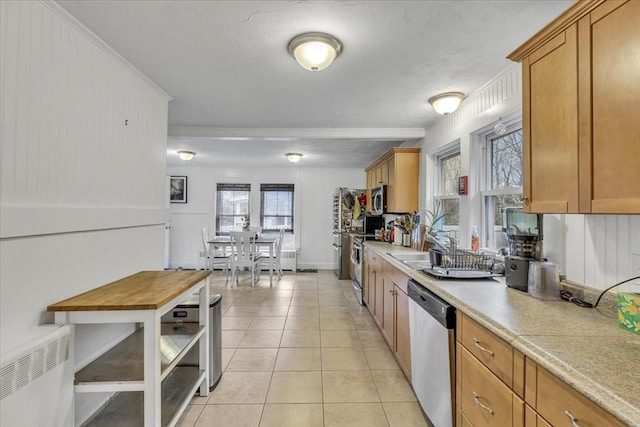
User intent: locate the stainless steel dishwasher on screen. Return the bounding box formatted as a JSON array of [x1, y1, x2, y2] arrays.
[[408, 280, 456, 427]]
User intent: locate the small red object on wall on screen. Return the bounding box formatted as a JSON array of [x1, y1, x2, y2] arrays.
[[458, 176, 468, 195]]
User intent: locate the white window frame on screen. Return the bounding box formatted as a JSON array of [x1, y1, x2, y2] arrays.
[[480, 119, 523, 250], [434, 145, 461, 242]]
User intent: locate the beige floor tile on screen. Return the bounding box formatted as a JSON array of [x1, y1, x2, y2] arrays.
[[195, 404, 263, 427], [259, 403, 323, 427], [353, 315, 379, 330], [222, 316, 254, 330], [209, 372, 271, 404], [274, 347, 321, 371], [320, 312, 353, 322], [321, 347, 368, 370], [225, 305, 261, 317], [227, 348, 278, 372], [294, 281, 318, 289], [371, 370, 417, 402], [221, 348, 236, 371], [319, 305, 351, 314], [222, 330, 246, 348], [363, 348, 400, 370], [238, 330, 283, 348], [188, 393, 209, 405], [266, 371, 323, 403], [320, 318, 356, 330], [319, 297, 348, 306], [357, 329, 389, 349], [270, 282, 295, 289], [280, 329, 321, 347], [284, 316, 320, 330], [322, 371, 380, 403], [287, 305, 319, 317], [292, 289, 319, 298], [382, 402, 430, 427], [175, 404, 204, 427], [260, 297, 292, 307], [256, 305, 290, 316], [324, 403, 389, 427], [290, 296, 319, 306], [248, 316, 286, 330], [320, 329, 361, 347]]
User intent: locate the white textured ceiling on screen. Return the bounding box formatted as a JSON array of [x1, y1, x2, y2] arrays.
[[57, 0, 571, 168]]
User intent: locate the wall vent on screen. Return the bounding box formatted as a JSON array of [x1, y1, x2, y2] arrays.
[[0, 326, 71, 401], [281, 249, 297, 271]]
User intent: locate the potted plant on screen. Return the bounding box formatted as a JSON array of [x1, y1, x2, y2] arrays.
[[419, 201, 446, 252]]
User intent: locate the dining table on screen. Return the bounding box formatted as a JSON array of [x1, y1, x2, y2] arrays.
[[207, 235, 278, 284]]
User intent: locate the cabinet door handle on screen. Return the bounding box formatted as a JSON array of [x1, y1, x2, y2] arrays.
[[473, 338, 494, 357], [472, 392, 494, 415], [564, 411, 581, 427]]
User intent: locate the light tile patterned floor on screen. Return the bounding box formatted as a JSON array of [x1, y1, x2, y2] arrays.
[[177, 270, 429, 427]]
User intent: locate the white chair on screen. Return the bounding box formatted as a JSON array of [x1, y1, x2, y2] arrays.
[[229, 231, 262, 286], [260, 228, 285, 280], [201, 228, 230, 283]]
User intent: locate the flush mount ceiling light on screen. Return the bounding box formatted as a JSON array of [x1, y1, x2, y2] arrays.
[[285, 153, 303, 163], [288, 32, 343, 72], [177, 150, 196, 161], [428, 92, 465, 115]]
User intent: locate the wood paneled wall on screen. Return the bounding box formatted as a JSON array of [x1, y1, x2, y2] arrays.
[[0, 1, 171, 238]]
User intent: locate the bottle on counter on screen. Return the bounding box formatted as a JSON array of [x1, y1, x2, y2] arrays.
[[471, 226, 480, 251]]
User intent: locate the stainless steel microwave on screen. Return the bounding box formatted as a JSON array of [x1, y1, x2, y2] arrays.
[[371, 185, 387, 215]]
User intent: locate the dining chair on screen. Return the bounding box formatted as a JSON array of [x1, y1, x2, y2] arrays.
[[260, 228, 285, 280], [201, 228, 230, 283], [229, 231, 262, 286]]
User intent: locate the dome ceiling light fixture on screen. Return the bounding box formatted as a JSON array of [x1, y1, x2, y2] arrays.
[[287, 32, 343, 72], [177, 150, 196, 161], [285, 153, 303, 163], [428, 92, 465, 115]]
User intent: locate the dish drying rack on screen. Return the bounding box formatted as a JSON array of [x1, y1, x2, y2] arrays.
[[424, 236, 497, 279]]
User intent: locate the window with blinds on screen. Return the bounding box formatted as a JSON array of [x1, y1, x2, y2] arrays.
[[260, 184, 294, 232], [216, 183, 251, 234]]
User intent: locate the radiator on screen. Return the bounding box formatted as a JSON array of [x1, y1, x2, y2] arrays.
[[1, 325, 74, 427], [281, 249, 297, 271]]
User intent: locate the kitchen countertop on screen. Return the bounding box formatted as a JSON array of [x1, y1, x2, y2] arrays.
[[364, 241, 640, 427]]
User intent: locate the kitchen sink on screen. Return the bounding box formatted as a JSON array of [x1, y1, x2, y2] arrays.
[[388, 252, 431, 270], [388, 252, 431, 262]]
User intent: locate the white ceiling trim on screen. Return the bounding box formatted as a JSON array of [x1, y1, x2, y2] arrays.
[[168, 127, 425, 139]]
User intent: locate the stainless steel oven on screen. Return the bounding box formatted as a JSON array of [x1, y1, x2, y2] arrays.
[[351, 238, 364, 305]]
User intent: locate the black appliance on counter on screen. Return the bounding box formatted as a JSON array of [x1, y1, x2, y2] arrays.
[[504, 208, 543, 292]]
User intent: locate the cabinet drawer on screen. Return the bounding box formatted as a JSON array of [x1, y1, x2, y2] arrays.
[[460, 314, 514, 387], [537, 367, 626, 427], [382, 259, 410, 294], [460, 346, 522, 427]]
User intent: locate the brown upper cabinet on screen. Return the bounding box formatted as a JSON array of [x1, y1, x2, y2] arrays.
[[508, 0, 640, 214], [365, 147, 420, 214]]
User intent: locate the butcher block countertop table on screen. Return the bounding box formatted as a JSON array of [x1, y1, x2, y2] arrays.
[[47, 270, 211, 312], [47, 270, 212, 427]]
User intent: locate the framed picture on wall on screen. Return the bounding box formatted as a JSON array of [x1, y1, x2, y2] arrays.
[[170, 176, 187, 203]]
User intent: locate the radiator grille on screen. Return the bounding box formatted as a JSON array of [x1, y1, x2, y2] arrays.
[[0, 328, 70, 400]]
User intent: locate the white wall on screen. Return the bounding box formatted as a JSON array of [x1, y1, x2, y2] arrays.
[[0, 1, 170, 424], [166, 165, 365, 270], [421, 64, 640, 291]]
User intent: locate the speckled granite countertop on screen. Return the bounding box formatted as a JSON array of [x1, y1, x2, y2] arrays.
[[364, 241, 640, 427]]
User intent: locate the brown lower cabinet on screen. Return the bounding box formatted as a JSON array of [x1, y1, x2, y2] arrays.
[[362, 250, 411, 380]]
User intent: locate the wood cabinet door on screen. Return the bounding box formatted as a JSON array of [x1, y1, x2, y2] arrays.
[[385, 156, 396, 212], [374, 268, 384, 328], [394, 285, 411, 378], [579, 0, 640, 213], [366, 170, 375, 213], [381, 276, 395, 347], [523, 24, 579, 213]]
